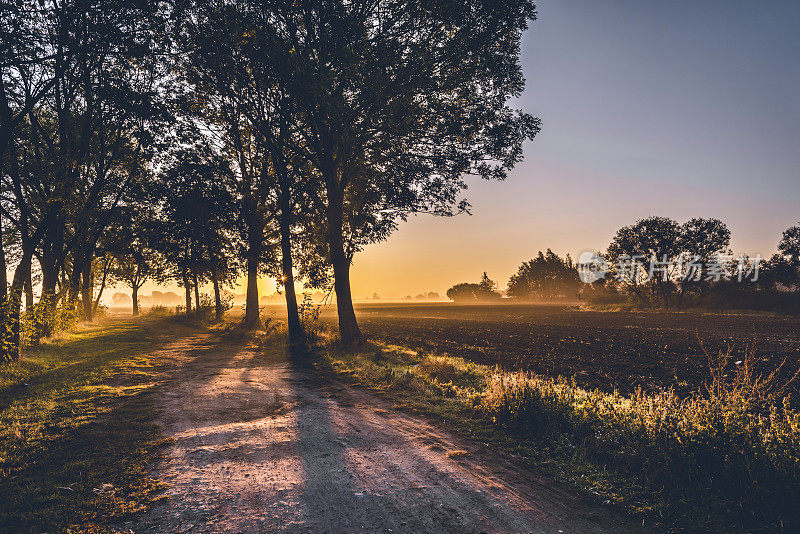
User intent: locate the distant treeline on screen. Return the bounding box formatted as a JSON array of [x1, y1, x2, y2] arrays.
[[111, 291, 183, 307], [447, 256, 579, 302], [448, 217, 800, 312], [586, 217, 800, 311]]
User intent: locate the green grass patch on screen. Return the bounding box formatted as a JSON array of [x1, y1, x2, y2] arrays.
[[317, 341, 800, 533], [0, 318, 199, 533]]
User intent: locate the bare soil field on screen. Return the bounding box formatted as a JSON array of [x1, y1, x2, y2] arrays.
[[315, 303, 800, 395]]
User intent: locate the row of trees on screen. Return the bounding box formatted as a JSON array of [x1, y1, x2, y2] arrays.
[[446, 272, 503, 302], [600, 217, 800, 307], [0, 0, 172, 359], [499, 217, 739, 304], [1, 0, 539, 360], [448, 219, 800, 307], [447, 254, 581, 302], [602, 216, 733, 307]]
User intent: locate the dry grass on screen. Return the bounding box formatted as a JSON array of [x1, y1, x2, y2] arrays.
[[0, 317, 199, 533]]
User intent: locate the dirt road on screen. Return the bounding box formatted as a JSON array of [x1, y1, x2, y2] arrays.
[[129, 330, 640, 533]]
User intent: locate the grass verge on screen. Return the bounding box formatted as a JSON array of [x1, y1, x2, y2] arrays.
[[317, 340, 800, 533], [0, 317, 198, 533]]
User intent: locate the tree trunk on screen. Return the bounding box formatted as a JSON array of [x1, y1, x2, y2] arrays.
[[40, 260, 59, 300], [0, 215, 6, 348], [132, 285, 139, 316], [279, 182, 302, 345], [81, 260, 92, 321], [242, 194, 262, 330], [1, 253, 32, 362], [193, 271, 200, 313], [58, 269, 68, 307], [67, 261, 81, 307], [243, 254, 261, 329], [35, 258, 60, 342], [36, 208, 65, 340], [2, 286, 23, 363], [326, 202, 361, 345], [24, 270, 33, 311], [212, 269, 223, 322], [0, 215, 6, 301], [92, 258, 111, 317], [182, 269, 192, 314]]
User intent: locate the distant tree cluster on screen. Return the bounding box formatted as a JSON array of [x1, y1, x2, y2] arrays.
[[111, 290, 183, 308], [446, 273, 502, 302], [507, 249, 580, 300], [590, 216, 800, 310], [767, 225, 800, 290], [401, 292, 441, 301], [599, 216, 732, 307], [0, 0, 539, 360]]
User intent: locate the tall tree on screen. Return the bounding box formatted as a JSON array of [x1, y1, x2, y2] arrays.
[[762, 224, 800, 291], [152, 133, 240, 320], [507, 250, 580, 300], [677, 217, 731, 295], [243, 0, 539, 344], [109, 247, 160, 316], [607, 216, 682, 307], [177, 15, 273, 328], [446, 273, 502, 302], [778, 225, 800, 266]]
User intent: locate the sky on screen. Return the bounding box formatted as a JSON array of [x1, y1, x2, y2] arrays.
[[137, 1, 800, 301], [346, 0, 800, 299]]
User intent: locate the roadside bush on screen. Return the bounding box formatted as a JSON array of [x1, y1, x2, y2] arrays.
[[580, 284, 629, 307], [195, 294, 215, 322], [479, 347, 800, 531], [298, 293, 322, 341], [55, 306, 81, 332], [20, 303, 81, 347], [93, 304, 110, 320], [686, 284, 800, 314], [482, 373, 586, 437], [144, 305, 172, 316], [415, 356, 485, 391]]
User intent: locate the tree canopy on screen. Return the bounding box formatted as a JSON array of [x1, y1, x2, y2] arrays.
[[447, 273, 502, 302], [0, 0, 539, 359], [507, 250, 580, 300]]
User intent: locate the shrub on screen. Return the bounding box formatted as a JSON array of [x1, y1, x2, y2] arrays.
[[144, 305, 172, 317], [195, 293, 216, 322], [93, 304, 110, 319], [478, 348, 800, 530], [20, 303, 81, 347], [580, 283, 628, 307], [415, 356, 485, 390], [298, 292, 322, 340]]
